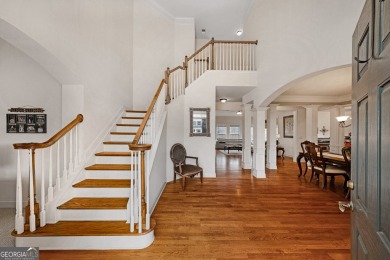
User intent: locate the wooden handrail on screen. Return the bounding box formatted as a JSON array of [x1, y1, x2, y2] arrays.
[[13, 114, 84, 150], [187, 39, 214, 60], [169, 65, 185, 74], [213, 40, 258, 44], [131, 80, 165, 146]]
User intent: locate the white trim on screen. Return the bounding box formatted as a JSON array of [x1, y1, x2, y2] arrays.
[[150, 182, 166, 215]]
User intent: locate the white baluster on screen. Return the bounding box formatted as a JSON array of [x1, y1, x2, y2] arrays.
[[63, 134, 68, 183], [138, 151, 142, 233], [130, 151, 134, 232], [48, 147, 53, 202], [29, 150, 36, 232], [239, 44, 242, 70], [69, 130, 74, 176], [56, 142, 61, 192], [40, 150, 46, 227], [15, 150, 24, 234], [146, 151, 150, 230], [75, 125, 80, 169]]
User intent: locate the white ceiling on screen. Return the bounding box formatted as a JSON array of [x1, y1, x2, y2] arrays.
[[151, 0, 254, 39]]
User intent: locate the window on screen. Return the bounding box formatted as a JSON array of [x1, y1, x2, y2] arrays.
[[229, 125, 240, 138]]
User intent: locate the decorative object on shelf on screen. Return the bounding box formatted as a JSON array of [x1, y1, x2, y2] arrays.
[[336, 115, 351, 128], [8, 106, 45, 113], [283, 115, 294, 138], [319, 126, 329, 135]]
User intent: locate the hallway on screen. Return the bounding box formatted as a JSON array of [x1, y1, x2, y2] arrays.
[[41, 152, 350, 259]]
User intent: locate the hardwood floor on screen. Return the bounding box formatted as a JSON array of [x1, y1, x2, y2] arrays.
[[41, 152, 350, 259]]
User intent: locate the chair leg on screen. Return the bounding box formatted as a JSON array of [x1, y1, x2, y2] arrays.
[[309, 169, 314, 183], [200, 171, 203, 183], [174, 169, 176, 183], [322, 174, 327, 190], [181, 177, 185, 190]]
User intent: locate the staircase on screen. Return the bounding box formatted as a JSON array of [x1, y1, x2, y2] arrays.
[[13, 110, 155, 250]]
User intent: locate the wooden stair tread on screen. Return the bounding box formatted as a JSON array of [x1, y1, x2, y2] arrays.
[[85, 164, 132, 170], [126, 110, 147, 113], [95, 152, 131, 156], [110, 132, 136, 135], [103, 141, 132, 145], [58, 197, 128, 209], [116, 123, 141, 127], [122, 116, 144, 119], [73, 179, 130, 188], [12, 220, 155, 237]]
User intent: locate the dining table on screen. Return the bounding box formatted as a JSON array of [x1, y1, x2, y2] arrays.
[[297, 151, 347, 177]]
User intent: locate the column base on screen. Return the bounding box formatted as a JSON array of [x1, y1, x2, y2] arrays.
[[252, 168, 266, 178]]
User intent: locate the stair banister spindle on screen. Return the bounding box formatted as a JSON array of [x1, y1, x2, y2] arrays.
[[146, 151, 150, 230], [138, 151, 142, 233], [211, 38, 215, 70], [62, 134, 68, 183], [69, 129, 74, 176], [56, 142, 61, 192], [29, 149, 36, 232], [40, 150, 46, 227], [75, 125, 80, 168], [239, 43, 242, 70], [130, 151, 134, 232], [15, 150, 24, 234], [48, 146, 53, 201]]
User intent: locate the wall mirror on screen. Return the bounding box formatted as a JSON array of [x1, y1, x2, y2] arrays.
[[190, 108, 210, 137]]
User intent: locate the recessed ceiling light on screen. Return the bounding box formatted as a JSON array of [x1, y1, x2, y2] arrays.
[[236, 29, 243, 36], [237, 111, 242, 115], [220, 98, 227, 103]]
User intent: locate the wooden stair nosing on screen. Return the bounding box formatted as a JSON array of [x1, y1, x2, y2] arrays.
[[85, 164, 132, 171], [103, 141, 132, 145], [73, 179, 130, 188], [116, 123, 141, 127], [57, 197, 128, 210], [110, 132, 136, 135], [12, 219, 156, 237], [95, 152, 131, 157], [122, 116, 144, 119], [126, 110, 147, 113]]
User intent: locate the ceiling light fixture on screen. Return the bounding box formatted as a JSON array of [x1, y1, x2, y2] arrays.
[[237, 111, 242, 115], [236, 29, 243, 36], [336, 116, 351, 128], [220, 98, 227, 103]]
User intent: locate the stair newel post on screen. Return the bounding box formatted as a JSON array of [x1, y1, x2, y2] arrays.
[[211, 37, 215, 70], [165, 67, 171, 104], [129, 143, 152, 231], [184, 56, 189, 87], [15, 150, 24, 234]]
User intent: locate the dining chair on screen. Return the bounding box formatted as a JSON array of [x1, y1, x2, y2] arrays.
[[170, 143, 203, 190], [300, 140, 315, 176], [342, 146, 352, 198], [306, 144, 349, 190]]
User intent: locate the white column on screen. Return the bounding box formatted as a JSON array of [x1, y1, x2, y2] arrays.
[[294, 107, 306, 162], [304, 105, 320, 143], [241, 104, 252, 169], [252, 107, 268, 178], [329, 106, 341, 153], [266, 104, 277, 169]]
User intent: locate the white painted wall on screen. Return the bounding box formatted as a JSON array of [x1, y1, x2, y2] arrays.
[[133, 0, 174, 109], [318, 111, 330, 138], [277, 111, 295, 158], [0, 0, 134, 154], [0, 38, 62, 207], [242, 0, 365, 107], [174, 18, 195, 65]]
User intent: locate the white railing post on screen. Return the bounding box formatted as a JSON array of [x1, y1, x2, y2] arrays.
[[56, 142, 61, 192], [69, 130, 74, 176], [48, 147, 54, 202], [75, 125, 80, 169], [130, 151, 135, 232], [138, 151, 142, 233], [29, 150, 36, 232], [40, 150, 46, 227], [146, 150, 150, 230], [62, 134, 68, 183], [15, 150, 24, 234]]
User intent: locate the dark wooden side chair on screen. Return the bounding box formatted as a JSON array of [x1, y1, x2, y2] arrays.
[[170, 143, 203, 190], [342, 146, 352, 198], [306, 144, 349, 190], [300, 140, 315, 176]]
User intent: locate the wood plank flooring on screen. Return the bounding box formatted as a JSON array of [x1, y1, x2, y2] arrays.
[[41, 152, 351, 259]]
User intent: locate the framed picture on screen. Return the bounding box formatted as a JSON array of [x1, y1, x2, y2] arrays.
[[283, 115, 294, 138], [6, 114, 47, 133]]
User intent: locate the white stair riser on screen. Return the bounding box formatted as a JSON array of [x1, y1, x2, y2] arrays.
[[15, 232, 154, 250], [104, 144, 130, 152], [58, 209, 126, 221], [121, 118, 143, 124], [116, 126, 139, 132], [110, 134, 135, 142], [74, 188, 130, 197], [86, 170, 132, 179], [125, 112, 146, 117], [95, 156, 132, 164]]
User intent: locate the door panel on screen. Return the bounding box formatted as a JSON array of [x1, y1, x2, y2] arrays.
[[356, 98, 368, 209], [379, 82, 390, 246], [351, 1, 390, 259]]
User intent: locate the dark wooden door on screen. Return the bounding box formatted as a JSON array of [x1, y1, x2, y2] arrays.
[[351, 0, 390, 258]]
